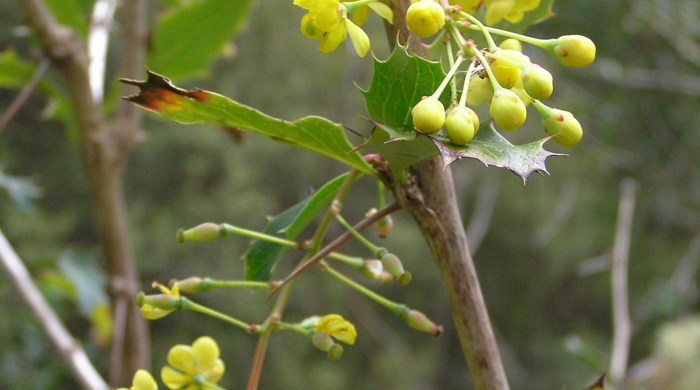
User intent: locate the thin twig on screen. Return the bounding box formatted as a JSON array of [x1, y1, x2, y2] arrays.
[[0, 57, 50, 133], [0, 227, 109, 390], [609, 178, 637, 383]]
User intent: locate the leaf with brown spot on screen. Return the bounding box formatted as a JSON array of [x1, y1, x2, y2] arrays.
[[121, 71, 374, 175]]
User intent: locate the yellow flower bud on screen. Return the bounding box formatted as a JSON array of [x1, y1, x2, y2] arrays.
[[445, 106, 480, 145], [542, 108, 583, 146], [521, 64, 553, 100], [406, 0, 445, 38], [411, 96, 446, 134], [553, 35, 596, 67], [499, 38, 522, 52], [466, 76, 494, 106], [490, 49, 531, 89], [490, 88, 527, 131]]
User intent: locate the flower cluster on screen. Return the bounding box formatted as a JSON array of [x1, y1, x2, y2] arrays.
[[403, 2, 595, 147]]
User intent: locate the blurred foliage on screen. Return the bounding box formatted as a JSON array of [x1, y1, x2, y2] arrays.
[[1, 0, 699, 389]]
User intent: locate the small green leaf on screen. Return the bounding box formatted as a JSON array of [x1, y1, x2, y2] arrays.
[[432, 121, 563, 182], [245, 174, 350, 281], [148, 0, 254, 81], [362, 44, 452, 128], [121, 71, 374, 174]]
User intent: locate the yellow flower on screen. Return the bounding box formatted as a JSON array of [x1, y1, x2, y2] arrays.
[[161, 336, 225, 390], [140, 282, 181, 320], [484, 0, 540, 25], [295, 0, 371, 56], [315, 314, 357, 345], [118, 369, 158, 390]]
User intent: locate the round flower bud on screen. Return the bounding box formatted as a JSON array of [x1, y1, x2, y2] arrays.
[[490, 49, 531, 89], [411, 96, 445, 134], [466, 76, 494, 106], [553, 35, 596, 67], [541, 108, 583, 146], [499, 38, 522, 52], [406, 0, 445, 38], [521, 64, 553, 100], [445, 106, 480, 145], [490, 89, 527, 131]]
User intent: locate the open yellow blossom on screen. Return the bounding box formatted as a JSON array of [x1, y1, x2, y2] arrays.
[[140, 282, 180, 320], [295, 0, 371, 56], [315, 314, 357, 344], [161, 336, 225, 390], [484, 0, 540, 25]]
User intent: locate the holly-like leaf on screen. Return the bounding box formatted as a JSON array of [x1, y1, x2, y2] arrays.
[[362, 44, 452, 128], [148, 0, 253, 81], [245, 173, 350, 281], [121, 71, 374, 175], [432, 121, 563, 182]]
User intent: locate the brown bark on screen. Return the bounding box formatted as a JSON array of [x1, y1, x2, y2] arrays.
[[19, 0, 149, 385], [382, 1, 509, 388]]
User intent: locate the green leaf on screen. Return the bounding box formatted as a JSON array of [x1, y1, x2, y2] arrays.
[[121, 71, 374, 174], [148, 0, 254, 82], [44, 0, 91, 37], [0, 51, 77, 137], [362, 44, 452, 128], [245, 173, 350, 281], [432, 121, 563, 182]]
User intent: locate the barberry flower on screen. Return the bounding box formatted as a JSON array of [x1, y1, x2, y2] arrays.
[[484, 0, 541, 25], [315, 314, 357, 344], [295, 0, 373, 57], [520, 64, 553, 100], [118, 369, 158, 390], [160, 336, 225, 390], [139, 282, 181, 320]]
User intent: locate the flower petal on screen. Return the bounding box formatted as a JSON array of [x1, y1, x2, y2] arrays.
[[319, 24, 347, 53], [351, 5, 370, 26], [205, 359, 225, 383], [192, 336, 220, 368], [167, 345, 195, 375], [132, 369, 158, 390], [161, 366, 191, 389], [345, 20, 370, 57], [140, 304, 172, 320], [368, 2, 393, 24]]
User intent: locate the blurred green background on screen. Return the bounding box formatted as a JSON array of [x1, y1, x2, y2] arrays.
[[1, 0, 700, 389]]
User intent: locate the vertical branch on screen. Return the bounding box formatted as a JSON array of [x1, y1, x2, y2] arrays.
[[0, 228, 109, 390], [381, 2, 509, 388], [19, 0, 149, 385], [609, 178, 637, 383]]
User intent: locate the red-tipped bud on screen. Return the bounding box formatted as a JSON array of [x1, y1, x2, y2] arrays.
[[521, 64, 553, 100], [401, 308, 443, 336], [552, 35, 596, 67]]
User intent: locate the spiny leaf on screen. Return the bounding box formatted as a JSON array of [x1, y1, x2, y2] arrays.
[[121, 71, 374, 175], [432, 121, 563, 182], [362, 44, 452, 128], [245, 174, 350, 281]]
